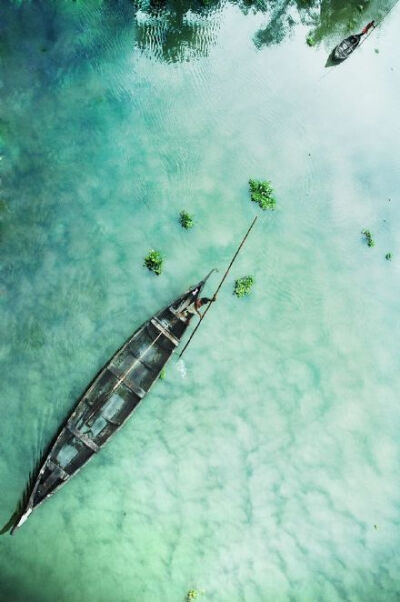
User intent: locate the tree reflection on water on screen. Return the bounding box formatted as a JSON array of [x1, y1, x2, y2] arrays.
[[133, 0, 223, 62], [132, 0, 392, 61]]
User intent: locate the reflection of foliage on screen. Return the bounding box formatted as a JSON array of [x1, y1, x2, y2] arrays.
[[133, 0, 222, 62], [254, 0, 393, 49], [132, 0, 392, 61]]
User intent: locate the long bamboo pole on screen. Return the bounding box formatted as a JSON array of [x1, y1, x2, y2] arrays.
[[178, 216, 258, 359]]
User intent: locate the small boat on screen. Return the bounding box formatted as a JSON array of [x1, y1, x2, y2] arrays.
[[332, 34, 362, 61], [331, 20, 375, 63], [11, 273, 212, 533]]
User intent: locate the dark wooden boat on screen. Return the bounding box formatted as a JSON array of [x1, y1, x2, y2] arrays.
[[331, 21, 375, 64], [11, 273, 212, 533], [332, 34, 361, 62]]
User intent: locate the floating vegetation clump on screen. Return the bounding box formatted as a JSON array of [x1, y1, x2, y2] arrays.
[[159, 367, 166, 380], [385, 252, 392, 261], [144, 249, 163, 275], [249, 179, 276, 210], [179, 210, 194, 229], [361, 229, 375, 247], [234, 275, 254, 298], [306, 34, 316, 46], [186, 591, 200, 601]]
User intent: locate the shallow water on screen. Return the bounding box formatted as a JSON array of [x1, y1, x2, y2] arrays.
[[1, 1, 400, 601]]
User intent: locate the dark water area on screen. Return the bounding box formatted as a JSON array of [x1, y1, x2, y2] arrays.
[[1, 1, 400, 601]]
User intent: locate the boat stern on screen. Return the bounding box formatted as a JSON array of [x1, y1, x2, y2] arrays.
[[10, 507, 33, 535]]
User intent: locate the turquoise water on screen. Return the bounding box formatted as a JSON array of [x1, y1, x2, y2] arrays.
[[1, 1, 400, 600]]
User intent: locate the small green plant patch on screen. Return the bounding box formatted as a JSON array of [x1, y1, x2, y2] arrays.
[[385, 252, 392, 261], [159, 368, 166, 380], [306, 34, 315, 47], [179, 210, 194, 229], [234, 275, 254, 298], [249, 179, 276, 210], [361, 229, 375, 247], [144, 249, 163, 275], [186, 591, 200, 601]]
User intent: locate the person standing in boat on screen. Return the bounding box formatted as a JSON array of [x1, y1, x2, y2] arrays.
[[361, 20, 375, 36], [177, 288, 215, 318], [188, 296, 215, 318]]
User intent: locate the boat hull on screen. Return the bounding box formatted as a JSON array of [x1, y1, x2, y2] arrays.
[[11, 277, 208, 532], [332, 34, 361, 62]]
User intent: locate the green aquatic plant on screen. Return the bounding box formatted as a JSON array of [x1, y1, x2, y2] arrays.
[[385, 252, 392, 261], [249, 179, 276, 210], [179, 210, 194, 229], [234, 275, 254, 298], [159, 368, 166, 380], [361, 229, 375, 248], [186, 590, 200, 601], [144, 249, 163, 275], [306, 34, 315, 47]]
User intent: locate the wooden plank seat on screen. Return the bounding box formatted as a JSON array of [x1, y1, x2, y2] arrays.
[[168, 306, 188, 322], [151, 317, 179, 346], [104, 416, 121, 427], [67, 423, 99, 453], [107, 365, 146, 398], [47, 459, 69, 481]]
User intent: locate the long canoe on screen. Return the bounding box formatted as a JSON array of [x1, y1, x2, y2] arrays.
[[11, 274, 211, 533]]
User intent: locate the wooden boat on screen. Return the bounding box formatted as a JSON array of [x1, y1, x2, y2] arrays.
[[331, 21, 375, 63], [11, 273, 212, 533], [331, 34, 362, 62]]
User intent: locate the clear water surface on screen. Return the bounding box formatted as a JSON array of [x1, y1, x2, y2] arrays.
[[1, 1, 400, 601]]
